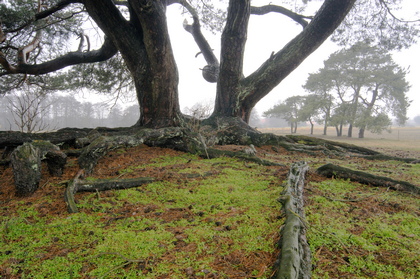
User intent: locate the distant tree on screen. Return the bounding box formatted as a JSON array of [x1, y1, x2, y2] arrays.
[[329, 103, 352, 137], [304, 42, 410, 138], [303, 68, 338, 135], [49, 95, 83, 128], [107, 105, 124, 128], [298, 94, 326, 135], [123, 105, 141, 127], [0, 96, 12, 130], [80, 102, 96, 128], [248, 108, 260, 128], [7, 87, 51, 133], [414, 115, 420, 126], [263, 96, 306, 134]]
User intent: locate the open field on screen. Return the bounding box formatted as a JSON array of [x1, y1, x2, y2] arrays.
[[259, 126, 420, 158]]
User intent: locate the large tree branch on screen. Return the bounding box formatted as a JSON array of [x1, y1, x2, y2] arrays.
[[250, 5, 312, 28], [0, 37, 117, 75], [170, 0, 219, 82], [240, 0, 357, 113], [6, 0, 82, 33], [84, 0, 145, 65]]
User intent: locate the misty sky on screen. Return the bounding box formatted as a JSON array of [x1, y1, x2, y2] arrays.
[[165, 1, 420, 119]]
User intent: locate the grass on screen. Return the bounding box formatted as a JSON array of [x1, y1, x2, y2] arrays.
[[1, 137, 419, 278], [306, 179, 420, 279], [0, 154, 282, 278]]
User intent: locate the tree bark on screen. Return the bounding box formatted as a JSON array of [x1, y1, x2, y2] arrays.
[[84, 0, 181, 128], [213, 0, 251, 119], [214, 0, 357, 123], [316, 163, 420, 194], [276, 161, 311, 279]]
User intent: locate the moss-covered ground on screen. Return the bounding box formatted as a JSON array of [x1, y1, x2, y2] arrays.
[[1, 140, 419, 278]]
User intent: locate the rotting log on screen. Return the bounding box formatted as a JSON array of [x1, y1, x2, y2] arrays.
[[316, 163, 420, 195], [64, 173, 155, 213], [276, 161, 311, 279]]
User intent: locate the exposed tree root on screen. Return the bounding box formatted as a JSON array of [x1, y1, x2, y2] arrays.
[[1, 121, 412, 161], [64, 170, 155, 213], [316, 163, 420, 195], [361, 154, 420, 163], [204, 147, 285, 166], [276, 161, 311, 279]]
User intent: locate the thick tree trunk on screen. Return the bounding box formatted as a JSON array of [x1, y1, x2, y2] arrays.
[[130, 0, 181, 128], [213, 0, 251, 120], [84, 0, 181, 128]]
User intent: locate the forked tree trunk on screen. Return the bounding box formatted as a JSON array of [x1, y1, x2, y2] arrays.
[[213, 0, 356, 124]]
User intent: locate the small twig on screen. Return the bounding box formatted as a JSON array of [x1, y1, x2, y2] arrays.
[[324, 187, 390, 203], [95, 252, 145, 279]]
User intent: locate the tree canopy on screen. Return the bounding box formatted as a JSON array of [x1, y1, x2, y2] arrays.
[[303, 42, 410, 138], [1, 0, 418, 130]]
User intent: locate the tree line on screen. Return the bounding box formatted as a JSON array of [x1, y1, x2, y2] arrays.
[[0, 92, 139, 132], [264, 43, 411, 138]]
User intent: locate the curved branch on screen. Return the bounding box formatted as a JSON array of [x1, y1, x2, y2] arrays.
[[378, 0, 420, 23], [6, 0, 82, 33], [239, 0, 356, 113], [35, 0, 83, 21], [171, 0, 219, 82], [1, 37, 117, 75], [18, 30, 42, 64], [250, 5, 312, 28]]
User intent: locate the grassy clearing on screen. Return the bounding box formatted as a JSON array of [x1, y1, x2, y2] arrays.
[[0, 154, 282, 278], [1, 140, 419, 278], [306, 179, 420, 278]]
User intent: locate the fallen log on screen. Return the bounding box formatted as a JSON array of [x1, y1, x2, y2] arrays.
[[276, 161, 311, 279], [64, 173, 155, 213], [316, 163, 420, 195]]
